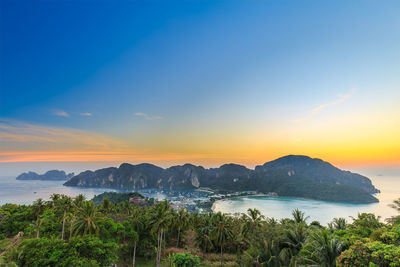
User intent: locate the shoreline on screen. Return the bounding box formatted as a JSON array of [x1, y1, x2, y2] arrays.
[[211, 193, 268, 213], [211, 193, 378, 213]]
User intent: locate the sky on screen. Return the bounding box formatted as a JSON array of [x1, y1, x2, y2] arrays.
[[1, 0, 400, 175]]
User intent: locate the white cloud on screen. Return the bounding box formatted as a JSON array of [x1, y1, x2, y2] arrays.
[[80, 112, 93, 117], [294, 88, 356, 123], [53, 110, 69, 117], [134, 112, 163, 120]]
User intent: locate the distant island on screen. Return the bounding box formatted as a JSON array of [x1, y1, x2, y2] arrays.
[[64, 155, 380, 203], [16, 170, 74, 181]]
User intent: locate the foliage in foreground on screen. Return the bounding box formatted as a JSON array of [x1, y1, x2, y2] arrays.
[[0, 194, 400, 266]]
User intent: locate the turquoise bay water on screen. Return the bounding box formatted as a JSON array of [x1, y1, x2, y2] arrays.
[[213, 173, 400, 225]]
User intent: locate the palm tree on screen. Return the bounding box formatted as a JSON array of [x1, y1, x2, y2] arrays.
[[30, 218, 41, 239], [195, 214, 213, 253], [331, 218, 347, 231], [150, 201, 172, 267], [100, 197, 112, 215], [59, 196, 73, 239], [211, 212, 233, 267], [257, 239, 294, 267], [302, 230, 344, 267], [190, 212, 203, 229], [72, 201, 101, 236], [174, 208, 189, 247], [389, 198, 400, 213], [50, 193, 61, 208], [67, 212, 76, 240], [130, 208, 144, 267], [242, 208, 264, 237], [73, 194, 86, 208], [282, 222, 308, 255], [31, 198, 45, 238], [292, 209, 309, 224]]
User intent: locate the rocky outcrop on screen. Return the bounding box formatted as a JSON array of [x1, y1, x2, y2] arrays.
[[16, 170, 74, 181], [255, 155, 379, 194]]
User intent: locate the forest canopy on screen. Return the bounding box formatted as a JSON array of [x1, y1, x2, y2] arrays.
[[0, 193, 399, 266]]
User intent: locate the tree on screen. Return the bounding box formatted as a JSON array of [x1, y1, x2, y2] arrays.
[[31, 199, 45, 238], [195, 214, 213, 253], [150, 201, 172, 267], [292, 209, 309, 224], [211, 212, 233, 267], [174, 208, 189, 247], [329, 218, 347, 231], [283, 222, 308, 255], [58, 195, 73, 240], [172, 252, 200, 267], [14, 236, 118, 267], [242, 208, 264, 237], [349, 213, 383, 237], [260, 239, 292, 266], [123, 223, 139, 267], [100, 197, 112, 215], [73, 194, 86, 208], [49, 194, 61, 208], [387, 198, 400, 224], [302, 230, 344, 267], [389, 198, 400, 213], [127, 208, 144, 267], [72, 202, 101, 236]]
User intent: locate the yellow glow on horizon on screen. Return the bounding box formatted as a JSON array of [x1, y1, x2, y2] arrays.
[[1, 103, 399, 168]]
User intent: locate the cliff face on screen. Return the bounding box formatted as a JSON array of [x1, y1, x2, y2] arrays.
[[162, 164, 206, 190], [16, 170, 74, 181], [63, 155, 380, 203], [64, 164, 163, 189], [255, 155, 380, 194]]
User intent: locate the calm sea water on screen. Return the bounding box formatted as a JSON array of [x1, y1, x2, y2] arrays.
[[213, 173, 400, 225], [0, 176, 169, 205], [0, 176, 120, 205], [0, 171, 399, 225]]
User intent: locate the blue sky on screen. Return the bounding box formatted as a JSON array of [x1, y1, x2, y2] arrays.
[[1, 0, 400, 173]]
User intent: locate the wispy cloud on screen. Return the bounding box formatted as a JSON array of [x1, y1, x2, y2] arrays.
[[134, 112, 163, 120], [294, 88, 356, 123], [0, 119, 216, 163], [0, 119, 126, 152], [0, 119, 136, 162], [53, 110, 69, 117], [80, 112, 93, 117]]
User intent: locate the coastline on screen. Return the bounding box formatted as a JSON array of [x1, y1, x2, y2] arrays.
[[211, 192, 379, 214], [211, 193, 268, 213]]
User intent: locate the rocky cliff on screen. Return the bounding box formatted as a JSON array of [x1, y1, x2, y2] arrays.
[[16, 170, 74, 181], [63, 155, 379, 203]]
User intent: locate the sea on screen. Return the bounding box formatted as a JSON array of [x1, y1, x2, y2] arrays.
[[0, 168, 399, 225]]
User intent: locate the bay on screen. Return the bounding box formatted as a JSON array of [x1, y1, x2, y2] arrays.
[[213, 173, 400, 225]]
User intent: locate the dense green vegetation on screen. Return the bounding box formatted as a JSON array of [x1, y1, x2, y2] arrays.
[[91, 192, 149, 205], [1, 194, 399, 266]]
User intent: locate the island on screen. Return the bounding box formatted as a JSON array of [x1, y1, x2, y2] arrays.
[[16, 170, 74, 181], [64, 155, 379, 203]]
